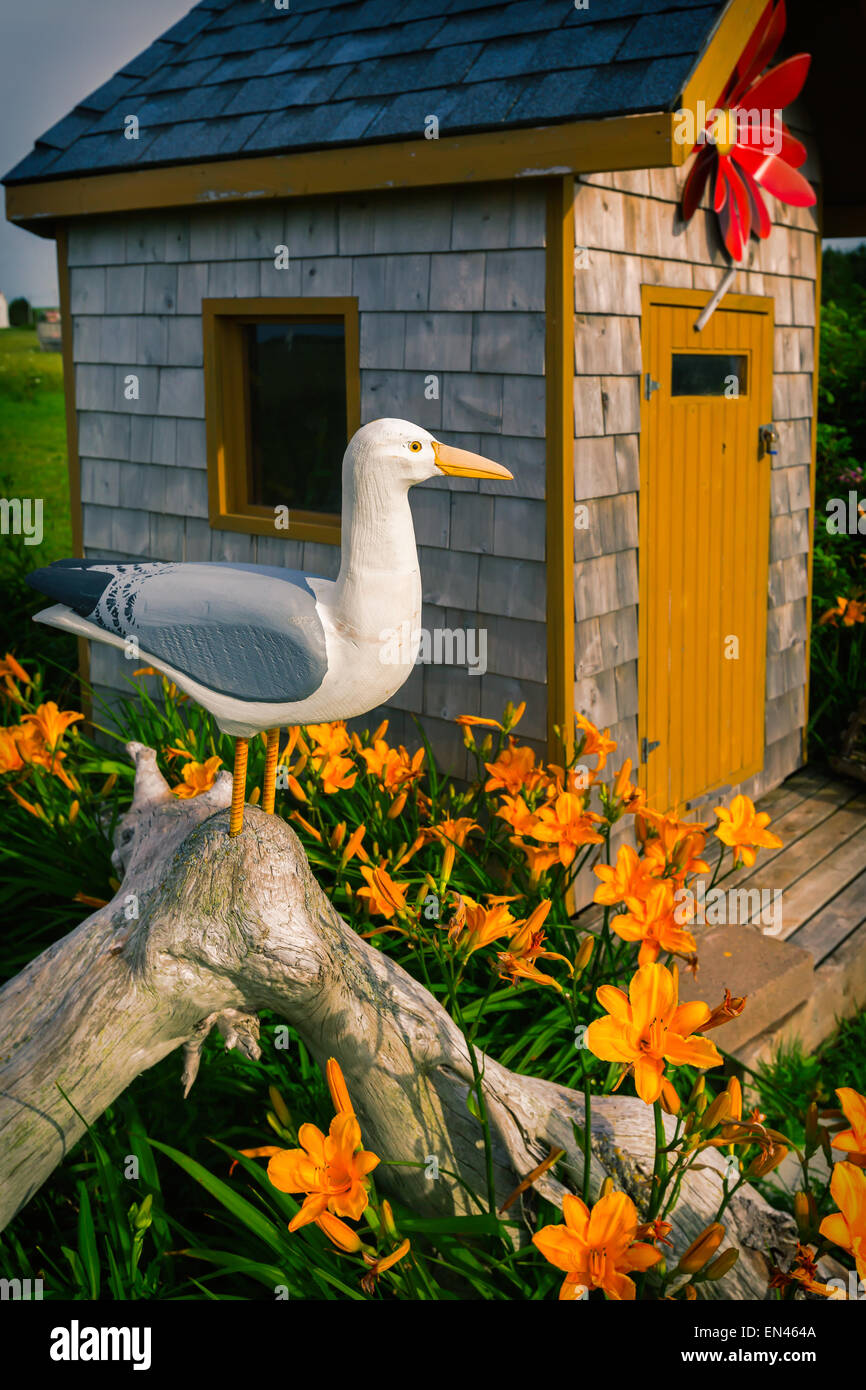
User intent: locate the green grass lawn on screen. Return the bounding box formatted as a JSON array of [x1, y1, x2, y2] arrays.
[[0, 327, 71, 562]]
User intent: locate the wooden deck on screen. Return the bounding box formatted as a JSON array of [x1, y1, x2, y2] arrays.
[[574, 765, 866, 1063]]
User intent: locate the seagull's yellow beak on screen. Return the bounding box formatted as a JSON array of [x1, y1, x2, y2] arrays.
[[432, 440, 513, 480]]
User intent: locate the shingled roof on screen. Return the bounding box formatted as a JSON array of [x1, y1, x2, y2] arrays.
[[4, 0, 727, 186]]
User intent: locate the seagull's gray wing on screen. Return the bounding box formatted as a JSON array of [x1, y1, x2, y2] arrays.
[[27, 560, 329, 702]]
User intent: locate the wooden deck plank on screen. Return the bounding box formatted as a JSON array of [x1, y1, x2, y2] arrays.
[[791, 868, 866, 965], [769, 822, 866, 940]]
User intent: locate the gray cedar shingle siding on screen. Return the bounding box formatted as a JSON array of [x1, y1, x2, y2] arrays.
[[4, 0, 727, 186], [70, 181, 549, 774]]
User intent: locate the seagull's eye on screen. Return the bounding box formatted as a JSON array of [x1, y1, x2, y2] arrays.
[[408, 441, 423, 453]]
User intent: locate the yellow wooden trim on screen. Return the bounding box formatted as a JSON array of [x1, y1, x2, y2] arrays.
[[640, 285, 774, 317], [203, 296, 360, 546], [638, 282, 774, 809], [545, 177, 575, 766], [6, 115, 675, 230], [55, 224, 92, 715], [674, 0, 770, 163], [802, 190, 823, 762]]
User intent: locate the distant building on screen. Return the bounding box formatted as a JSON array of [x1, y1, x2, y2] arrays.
[[0, 293, 8, 330], [36, 308, 62, 352]]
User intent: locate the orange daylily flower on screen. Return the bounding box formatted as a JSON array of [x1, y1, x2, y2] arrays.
[[819, 1161, 866, 1282], [360, 739, 424, 793], [485, 740, 544, 796], [318, 754, 358, 794], [357, 865, 409, 919], [21, 701, 84, 750], [593, 844, 659, 907], [832, 1088, 866, 1167], [575, 713, 617, 773], [530, 792, 604, 866], [819, 595, 866, 627], [533, 1190, 661, 1300], [642, 820, 710, 879], [612, 879, 698, 966], [171, 755, 222, 798], [267, 1060, 379, 1232], [12, 718, 79, 789], [497, 900, 571, 992], [585, 962, 724, 1105], [305, 721, 351, 760], [0, 727, 24, 774], [495, 794, 539, 836], [427, 816, 479, 848], [447, 894, 518, 957], [713, 795, 783, 868], [0, 653, 31, 700], [513, 839, 561, 881]]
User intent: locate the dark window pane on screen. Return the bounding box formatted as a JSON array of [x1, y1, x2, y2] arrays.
[[671, 353, 748, 397], [246, 321, 346, 513]]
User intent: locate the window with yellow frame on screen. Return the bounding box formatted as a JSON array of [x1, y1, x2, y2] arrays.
[[202, 297, 360, 544]]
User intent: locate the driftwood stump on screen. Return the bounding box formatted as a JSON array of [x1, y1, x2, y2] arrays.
[[0, 743, 797, 1297]]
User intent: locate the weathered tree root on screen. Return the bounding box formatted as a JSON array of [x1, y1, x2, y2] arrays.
[[0, 743, 797, 1297]]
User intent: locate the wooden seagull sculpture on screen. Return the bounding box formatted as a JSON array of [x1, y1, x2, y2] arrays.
[[27, 419, 512, 834]]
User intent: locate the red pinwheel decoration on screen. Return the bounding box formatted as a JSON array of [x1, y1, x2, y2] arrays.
[[681, 0, 816, 261]]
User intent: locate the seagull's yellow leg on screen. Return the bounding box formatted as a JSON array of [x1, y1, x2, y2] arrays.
[[229, 737, 249, 836], [262, 727, 280, 814]]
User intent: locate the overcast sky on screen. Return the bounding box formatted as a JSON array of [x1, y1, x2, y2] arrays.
[[0, 0, 188, 305], [0, 0, 861, 305]]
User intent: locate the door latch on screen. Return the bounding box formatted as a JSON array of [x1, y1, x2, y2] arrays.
[[641, 737, 661, 762], [759, 422, 779, 457], [644, 373, 661, 401]]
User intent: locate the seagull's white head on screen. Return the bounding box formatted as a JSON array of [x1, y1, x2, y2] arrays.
[[348, 418, 513, 488]]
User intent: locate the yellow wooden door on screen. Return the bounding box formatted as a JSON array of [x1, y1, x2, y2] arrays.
[[638, 286, 774, 812]]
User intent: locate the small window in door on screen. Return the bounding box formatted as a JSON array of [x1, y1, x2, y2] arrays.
[[671, 353, 748, 397]]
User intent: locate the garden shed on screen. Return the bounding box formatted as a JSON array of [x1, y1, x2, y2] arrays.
[[3, 0, 863, 814]]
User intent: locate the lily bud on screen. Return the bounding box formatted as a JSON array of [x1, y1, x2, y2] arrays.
[[804, 1102, 819, 1154], [678, 1222, 725, 1273], [573, 935, 595, 978], [287, 775, 307, 802], [330, 822, 347, 850], [381, 1200, 400, 1240], [440, 842, 456, 886], [701, 1092, 732, 1131], [688, 1075, 706, 1105], [703, 1247, 739, 1281], [387, 791, 408, 820], [725, 1076, 743, 1123], [268, 1085, 292, 1129], [793, 1190, 818, 1239], [599, 1175, 615, 1199]]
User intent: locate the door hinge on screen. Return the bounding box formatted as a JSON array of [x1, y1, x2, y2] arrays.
[[641, 737, 661, 762], [644, 373, 661, 401]]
